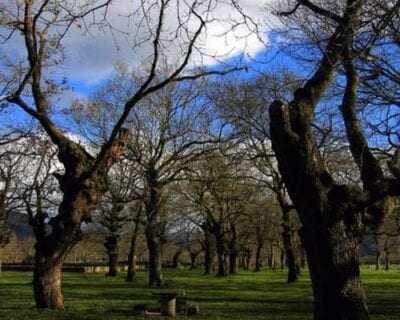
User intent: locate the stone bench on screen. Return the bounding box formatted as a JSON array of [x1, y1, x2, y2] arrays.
[[151, 291, 178, 316]]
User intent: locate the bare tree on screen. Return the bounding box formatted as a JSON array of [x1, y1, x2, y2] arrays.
[[97, 156, 141, 277], [268, 1, 400, 318], [0, 0, 242, 307], [125, 201, 144, 282], [211, 73, 302, 282], [0, 131, 35, 275], [179, 151, 252, 276]]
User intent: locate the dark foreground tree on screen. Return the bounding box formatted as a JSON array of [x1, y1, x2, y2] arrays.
[[269, 1, 400, 319]]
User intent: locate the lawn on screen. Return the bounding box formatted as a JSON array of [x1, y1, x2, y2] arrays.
[[0, 268, 399, 319]]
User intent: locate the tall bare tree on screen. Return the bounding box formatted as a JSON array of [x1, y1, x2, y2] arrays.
[[0, 131, 35, 275], [268, 1, 400, 318], [211, 73, 302, 282], [0, 0, 241, 307]]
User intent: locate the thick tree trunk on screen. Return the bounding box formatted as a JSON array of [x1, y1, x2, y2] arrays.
[[301, 223, 369, 320], [282, 217, 299, 282], [31, 193, 87, 309], [215, 232, 226, 276], [228, 223, 238, 274], [277, 190, 299, 282], [145, 224, 164, 286], [254, 243, 262, 272], [270, 107, 371, 318], [33, 254, 64, 309], [229, 251, 238, 274], [144, 173, 165, 286], [375, 250, 381, 270], [203, 232, 213, 275], [104, 235, 119, 277], [269, 2, 371, 312], [126, 230, 139, 282]]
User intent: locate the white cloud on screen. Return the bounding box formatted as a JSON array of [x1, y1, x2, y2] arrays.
[[60, 0, 272, 86], [0, 1, 275, 91]]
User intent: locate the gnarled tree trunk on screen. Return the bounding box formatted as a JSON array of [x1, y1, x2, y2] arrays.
[[300, 221, 368, 320], [33, 252, 64, 308], [31, 189, 93, 309], [268, 1, 381, 318], [29, 130, 130, 309]]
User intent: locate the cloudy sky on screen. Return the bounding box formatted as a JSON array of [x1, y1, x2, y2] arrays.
[[57, 0, 275, 89]]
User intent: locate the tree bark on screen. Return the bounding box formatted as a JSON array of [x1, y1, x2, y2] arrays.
[[215, 231, 226, 276], [271, 100, 371, 319], [254, 243, 262, 272], [29, 129, 129, 309], [229, 250, 238, 274], [31, 192, 89, 309], [375, 250, 381, 270], [268, 1, 375, 318], [126, 227, 139, 282], [33, 254, 64, 309], [146, 225, 164, 286], [104, 235, 119, 277], [202, 229, 214, 275], [144, 170, 165, 286], [301, 223, 369, 320], [384, 249, 390, 271], [281, 211, 299, 283], [228, 223, 238, 274]]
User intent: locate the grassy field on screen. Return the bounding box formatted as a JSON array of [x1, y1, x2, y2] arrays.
[[0, 268, 399, 319]]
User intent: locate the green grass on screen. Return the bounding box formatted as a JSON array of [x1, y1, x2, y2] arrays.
[[0, 268, 399, 319]]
